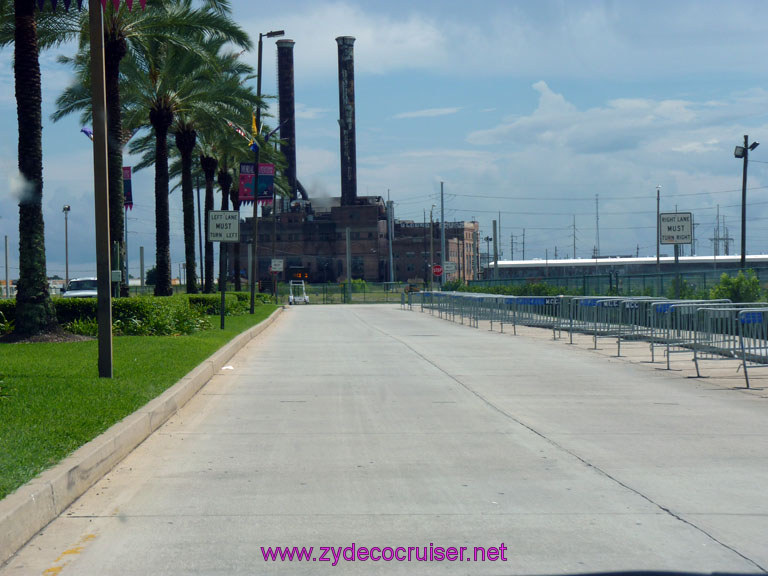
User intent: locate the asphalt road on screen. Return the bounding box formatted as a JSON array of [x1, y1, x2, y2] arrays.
[[3, 305, 767, 574]]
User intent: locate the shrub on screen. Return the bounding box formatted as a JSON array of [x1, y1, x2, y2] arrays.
[[52, 297, 97, 324], [64, 317, 98, 336], [0, 311, 13, 335], [0, 300, 15, 323], [709, 270, 763, 303]]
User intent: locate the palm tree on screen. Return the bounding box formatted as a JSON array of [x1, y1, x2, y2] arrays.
[[50, 0, 251, 295], [173, 43, 257, 293], [3, 0, 57, 335], [125, 39, 258, 294]]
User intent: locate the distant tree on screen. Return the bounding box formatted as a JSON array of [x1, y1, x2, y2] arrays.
[[145, 266, 157, 286]]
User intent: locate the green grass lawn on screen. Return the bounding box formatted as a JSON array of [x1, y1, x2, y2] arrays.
[[0, 306, 276, 500]]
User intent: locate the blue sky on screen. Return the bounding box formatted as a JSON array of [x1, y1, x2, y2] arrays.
[[3, 0, 768, 280]]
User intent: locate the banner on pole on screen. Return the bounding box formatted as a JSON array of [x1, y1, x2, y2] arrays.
[[239, 162, 275, 205], [122, 166, 133, 210]]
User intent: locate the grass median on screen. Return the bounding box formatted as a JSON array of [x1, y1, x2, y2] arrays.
[[0, 306, 276, 500]]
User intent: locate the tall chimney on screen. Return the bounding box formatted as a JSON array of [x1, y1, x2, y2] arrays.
[[336, 36, 357, 206], [276, 39, 297, 201]]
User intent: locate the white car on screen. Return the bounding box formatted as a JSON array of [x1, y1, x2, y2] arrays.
[[61, 277, 98, 298]]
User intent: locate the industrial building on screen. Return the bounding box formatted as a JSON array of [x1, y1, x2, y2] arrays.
[[233, 36, 478, 285]]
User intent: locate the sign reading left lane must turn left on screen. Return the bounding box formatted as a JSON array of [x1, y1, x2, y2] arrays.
[[208, 211, 240, 243]]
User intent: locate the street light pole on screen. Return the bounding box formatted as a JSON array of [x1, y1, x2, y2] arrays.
[[735, 135, 759, 269], [656, 185, 661, 295], [250, 29, 285, 314], [63, 205, 70, 287]]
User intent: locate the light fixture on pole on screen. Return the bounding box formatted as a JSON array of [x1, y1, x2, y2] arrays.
[[63, 205, 71, 288], [734, 135, 759, 269], [250, 29, 285, 314]]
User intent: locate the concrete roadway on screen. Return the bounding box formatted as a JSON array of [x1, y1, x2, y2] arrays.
[[2, 305, 768, 574]]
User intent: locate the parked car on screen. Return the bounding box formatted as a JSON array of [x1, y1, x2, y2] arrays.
[[61, 277, 98, 298]]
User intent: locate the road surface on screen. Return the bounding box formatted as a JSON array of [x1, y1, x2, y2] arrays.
[[2, 305, 767, 574]]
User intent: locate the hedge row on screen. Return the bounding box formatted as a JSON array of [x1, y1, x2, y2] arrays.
[[1, 292, 269, 334]]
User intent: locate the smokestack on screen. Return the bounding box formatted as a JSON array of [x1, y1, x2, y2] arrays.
[[336, 36, 357, 206], [276, 39, 297, 201]]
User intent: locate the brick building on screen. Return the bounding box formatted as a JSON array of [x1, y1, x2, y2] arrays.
[[237, 201, 478, 285]]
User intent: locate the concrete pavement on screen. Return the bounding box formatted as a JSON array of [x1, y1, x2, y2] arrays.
[[2, 304, 767, 574]]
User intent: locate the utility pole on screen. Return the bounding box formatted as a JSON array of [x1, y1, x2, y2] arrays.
[[140, 246, 144, 289], [429, 207, 435, 290], [572, 214, 576, 259], [510, 233, 514, 261], [492, 219, 498, 280], [440, 181, 445, 289], [522, 228, 526, 260], [595, 194, 600, 258], [423, 209, 427, 284], [656, 185, 661, 294], [498, 210, 502, 259], [387, 193, 394, 283]]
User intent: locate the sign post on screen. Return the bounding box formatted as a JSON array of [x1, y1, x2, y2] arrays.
[[208, 211, 240, 328]]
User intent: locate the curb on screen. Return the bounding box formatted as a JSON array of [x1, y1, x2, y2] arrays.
[[0, 306, 283, 566]]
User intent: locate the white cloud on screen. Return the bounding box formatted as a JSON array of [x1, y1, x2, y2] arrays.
[[295, 103, 330, 120], [393, 107, 461, 119], [241, 1, 768, 84]]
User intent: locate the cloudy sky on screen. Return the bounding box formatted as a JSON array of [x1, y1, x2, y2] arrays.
[[2, 0, 768, 280]]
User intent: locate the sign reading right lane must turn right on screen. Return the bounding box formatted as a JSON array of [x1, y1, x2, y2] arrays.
[[660, 212, 692, 245]]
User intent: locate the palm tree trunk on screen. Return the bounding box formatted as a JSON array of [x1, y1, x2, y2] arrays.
[[151, 107, 173, 296], [229, 175, 242, 291], [200, 155, 217, 293], [105, 34, 128, 296], [176, 129, 198, 293], [13, 0, 57, 336]]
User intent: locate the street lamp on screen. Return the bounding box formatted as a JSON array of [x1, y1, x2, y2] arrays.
[[62, 205, 71, 287], [734, 135, 759, 269], [250, 29, 285, 314]]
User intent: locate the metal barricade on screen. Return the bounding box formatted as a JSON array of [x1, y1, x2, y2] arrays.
[[737, 308, 768, 388], [692, 303, 767, 379], [615, 298, 668, 356], [648, 300, 730, 367], [508, 296, 563, 337]]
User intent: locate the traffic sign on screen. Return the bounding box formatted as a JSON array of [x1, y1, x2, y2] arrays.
[[207, 211, 240, 242], [443, 262, 457, 273], [660, 212, 692, 245], [270, 259, 284, 272], [433, 264, 443, 276]]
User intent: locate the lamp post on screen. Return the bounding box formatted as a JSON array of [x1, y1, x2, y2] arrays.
[[63, 205, 71, 287], [734, 135, 759, 269], [250, 29, 284, 314]]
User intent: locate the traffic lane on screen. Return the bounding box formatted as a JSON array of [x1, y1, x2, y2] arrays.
[[384, 306, 768, 569]]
